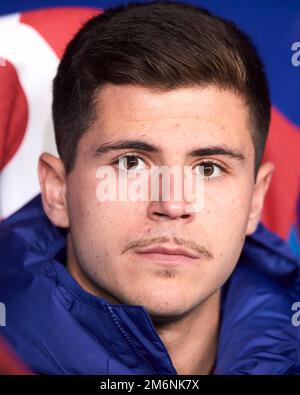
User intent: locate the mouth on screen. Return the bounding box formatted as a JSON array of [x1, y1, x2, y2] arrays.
[[134, 245, 200, 265]]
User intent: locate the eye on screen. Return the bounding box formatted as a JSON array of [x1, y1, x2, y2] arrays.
[[195, 161, 225, 179], [114, 154, 147, 172]]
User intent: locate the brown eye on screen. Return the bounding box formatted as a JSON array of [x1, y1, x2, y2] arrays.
[[195, 162, 223, 178], [117, 155, 146, 171], [125, 156, 138, 170]]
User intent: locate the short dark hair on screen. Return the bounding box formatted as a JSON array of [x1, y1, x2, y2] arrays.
[[52, 0, 271, 179]]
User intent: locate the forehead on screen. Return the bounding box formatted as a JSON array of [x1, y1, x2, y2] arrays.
[[85, 84, 253, 156]]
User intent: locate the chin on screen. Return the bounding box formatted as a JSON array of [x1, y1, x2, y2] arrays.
[[147, 306, 192, 325], [136, 297, 194, 323], [114, 284, 205, 319]]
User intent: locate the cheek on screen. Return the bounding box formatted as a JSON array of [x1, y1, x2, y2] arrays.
[[203, 179, 252, 225], [69, 181, 145, 258], [201, 182, 252, 262]]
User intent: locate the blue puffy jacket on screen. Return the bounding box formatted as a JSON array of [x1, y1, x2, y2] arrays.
[[0, 195, 299, 374]]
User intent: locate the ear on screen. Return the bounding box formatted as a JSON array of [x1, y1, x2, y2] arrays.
[[38, 153, 69, 228], [246, 161, 275, 235]]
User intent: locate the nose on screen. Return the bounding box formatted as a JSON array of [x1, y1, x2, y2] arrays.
[[147, 170, 196, 223], [148, 200, 194, 222]]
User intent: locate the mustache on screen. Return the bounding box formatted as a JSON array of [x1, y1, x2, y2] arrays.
[[122, 236, 213, 260]]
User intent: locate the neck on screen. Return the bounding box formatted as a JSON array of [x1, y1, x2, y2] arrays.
[[154, 289, 221, 375]]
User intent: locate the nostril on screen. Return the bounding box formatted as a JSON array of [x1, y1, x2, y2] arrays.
[[155, 212, 166, 217], [181, 214, 190, 219]]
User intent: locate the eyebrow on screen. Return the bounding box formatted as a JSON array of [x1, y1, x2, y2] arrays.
[[95, 139, 246, 161], [95, 139, 160, 154], [188, 146, 246, 161]]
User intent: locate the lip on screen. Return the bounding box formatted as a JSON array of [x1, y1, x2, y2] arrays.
[[134, 245, 200, 264]]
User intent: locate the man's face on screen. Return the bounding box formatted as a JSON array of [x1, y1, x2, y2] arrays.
[[63, 84, 259, 321]]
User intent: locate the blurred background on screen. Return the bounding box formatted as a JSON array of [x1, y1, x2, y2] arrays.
[[0, 0, 299, 257]]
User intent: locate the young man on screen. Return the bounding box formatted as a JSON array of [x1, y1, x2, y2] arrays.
[[0, 1, 299, 375]]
